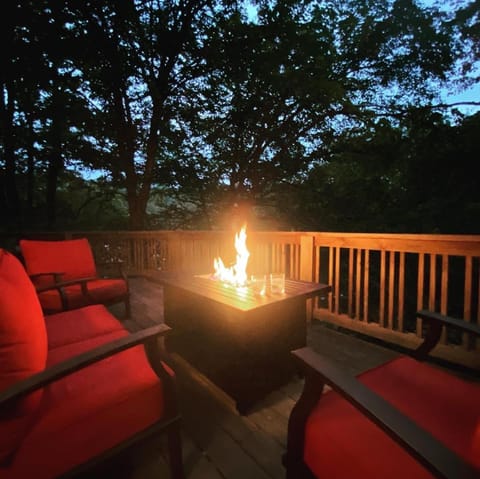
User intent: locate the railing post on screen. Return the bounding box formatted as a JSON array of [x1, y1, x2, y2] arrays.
[[300, 235, 315, 321]]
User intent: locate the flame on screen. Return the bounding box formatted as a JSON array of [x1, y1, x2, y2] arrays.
[[213, 225, 250, 287]]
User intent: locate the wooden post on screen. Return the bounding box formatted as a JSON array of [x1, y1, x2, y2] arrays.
[[300, 235, 315, 321]]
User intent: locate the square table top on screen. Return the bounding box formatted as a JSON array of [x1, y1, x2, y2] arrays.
[[160, 273, 330, 312]]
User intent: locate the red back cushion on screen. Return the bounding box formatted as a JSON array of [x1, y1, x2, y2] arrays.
[[0, 249, 48, 461], [20, 238, 97, 284]]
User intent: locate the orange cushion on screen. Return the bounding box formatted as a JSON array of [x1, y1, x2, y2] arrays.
[[37, 279, 128, 313], [3, 331, 167, 479], [45, 305, 125, 350], [304, 356, 480, 478], [84, 278, 128, 303], [20, 238, 97, 285], [0, 250, 47, 462]]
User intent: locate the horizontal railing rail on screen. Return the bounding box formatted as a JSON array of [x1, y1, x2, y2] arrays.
[[5, 230, 479, 369]]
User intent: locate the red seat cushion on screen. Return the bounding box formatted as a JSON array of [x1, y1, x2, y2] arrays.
[[304, 356, 480, 478], [3, 331, 168, 479], [0, 250, 47, 462], [45, 304, 125, 350], [20, 238, 97, 286], [38, 278, 128, 313], [85, 278, 128, 303]]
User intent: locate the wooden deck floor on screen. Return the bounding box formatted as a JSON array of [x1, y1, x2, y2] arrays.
[[97, 276, 400, 479]]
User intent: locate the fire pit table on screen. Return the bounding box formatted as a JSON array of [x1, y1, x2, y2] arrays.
[[161, 273, 330, 414]]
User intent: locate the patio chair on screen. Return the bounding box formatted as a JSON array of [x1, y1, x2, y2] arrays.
[[0, 248, 184, 479], [19, 238, 131, 317], [284, 311, 480, 479]]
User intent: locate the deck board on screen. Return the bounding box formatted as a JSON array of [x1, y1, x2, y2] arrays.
[[101, 276, 401, 478], [174, 353, 286, 479]]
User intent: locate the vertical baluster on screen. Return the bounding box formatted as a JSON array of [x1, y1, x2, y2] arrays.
[[363, 249, 369, 322], [379, 250, 386, 327], [348, 248, 354, 318], [429, 253, 436, 310], [462, 256, 472, 348], [398, 252, 405, 332], [388, 251, 395, 330], [416, 253, 425, 338], [334, 247, 340, 316], [440, 254, 449, 344], [355, 249, 362, 320], [328, 246, 334, 313]]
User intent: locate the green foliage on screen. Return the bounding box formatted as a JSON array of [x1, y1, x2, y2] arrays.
[[1, 0, 479, 233], [286, 111, 480, 233]]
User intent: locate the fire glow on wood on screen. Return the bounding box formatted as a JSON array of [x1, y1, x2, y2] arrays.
[[213, 225, 250, 287]]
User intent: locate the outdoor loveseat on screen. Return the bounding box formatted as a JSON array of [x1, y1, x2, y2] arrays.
[[0, 249, 184, 478]]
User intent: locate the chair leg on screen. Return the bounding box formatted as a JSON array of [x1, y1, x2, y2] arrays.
[[167, 423, 184, 479], [125, 297, 131, 318]]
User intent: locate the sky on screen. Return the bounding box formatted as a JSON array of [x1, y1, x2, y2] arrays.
[[442, 82, 480, 116]]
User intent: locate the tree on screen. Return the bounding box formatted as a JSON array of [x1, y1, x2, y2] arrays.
[[59, 0, 234, 229], [0, 1, 104, 230], [161, 0, 465, 228], [287, 109, 480, 234], [2, 0, 478, 232]]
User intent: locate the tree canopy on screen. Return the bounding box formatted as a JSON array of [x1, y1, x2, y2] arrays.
[[1, 0, 479, 233]]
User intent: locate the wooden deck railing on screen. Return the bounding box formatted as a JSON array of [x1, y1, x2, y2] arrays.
[[8, 230, 480, 369], [307, 233, 480, 369]]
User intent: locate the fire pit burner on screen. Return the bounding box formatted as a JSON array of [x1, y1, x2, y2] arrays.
[[162, 274, 330, 414]]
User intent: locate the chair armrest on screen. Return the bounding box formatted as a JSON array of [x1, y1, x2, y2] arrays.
[[35, 277, 98, 310], [417, 310, 480, 337], [287, 347, 477, 479], [35, 277, 98, 293], [0, 324, 171, 410], [414, 310, 480, 360], [30, 272, 65, 282]]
